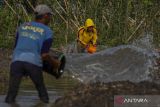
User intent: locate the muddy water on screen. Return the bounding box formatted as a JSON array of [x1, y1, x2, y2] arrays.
[[0, 73, 79, 107]]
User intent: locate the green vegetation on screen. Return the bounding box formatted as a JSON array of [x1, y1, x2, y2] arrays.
[[0, 0, 159, 49]]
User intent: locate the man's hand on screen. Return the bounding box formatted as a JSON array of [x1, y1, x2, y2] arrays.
[[86, 44, 96, 49], [93, 44, 97, 47], [86, 44, 89, 49]]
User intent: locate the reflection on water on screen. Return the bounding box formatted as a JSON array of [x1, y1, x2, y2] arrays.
[[20, 73, 78, 95], [0, 72, 79, 107], [0, 95, 63, 107]]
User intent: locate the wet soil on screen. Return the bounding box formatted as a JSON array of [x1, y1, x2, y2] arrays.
[[54, 81, 160, 107]]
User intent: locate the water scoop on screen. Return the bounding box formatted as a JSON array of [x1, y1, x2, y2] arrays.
[[43, 49, 66, 79], [87, 45, 97, 54]]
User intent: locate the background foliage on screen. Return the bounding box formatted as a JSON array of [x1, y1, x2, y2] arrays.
[[0, 0, 159, 49]]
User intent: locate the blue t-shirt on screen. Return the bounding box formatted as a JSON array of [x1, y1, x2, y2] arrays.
[[12, 21, 53, 67]]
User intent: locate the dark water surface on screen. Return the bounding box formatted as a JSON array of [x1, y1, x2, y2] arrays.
[[0, 73, 79, 107]]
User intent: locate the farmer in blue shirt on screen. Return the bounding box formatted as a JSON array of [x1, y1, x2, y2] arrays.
[[5, 4, 54, 103]]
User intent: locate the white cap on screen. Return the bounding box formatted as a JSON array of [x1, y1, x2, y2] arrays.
[[34, 4, 53, 15]]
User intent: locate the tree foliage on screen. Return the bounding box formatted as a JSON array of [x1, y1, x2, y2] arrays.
[[0, 0, 159, 48]]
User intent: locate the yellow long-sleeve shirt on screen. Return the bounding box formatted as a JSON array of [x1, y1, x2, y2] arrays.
[[77, 27, 97, 46]]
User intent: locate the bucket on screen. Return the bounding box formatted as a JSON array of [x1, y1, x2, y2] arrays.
[[87, 45, 97, 54], [43, 49, 66, 79]]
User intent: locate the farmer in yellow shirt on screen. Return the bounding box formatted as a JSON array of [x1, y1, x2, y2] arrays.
[[77, 18, 97, 53]]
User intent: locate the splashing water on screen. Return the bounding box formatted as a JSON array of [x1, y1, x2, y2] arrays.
[[132, 33, 154, 50], [65, 34, 160, 83]]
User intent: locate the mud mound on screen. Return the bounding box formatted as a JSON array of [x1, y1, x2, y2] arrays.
[[54, 81, 160, 107]]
